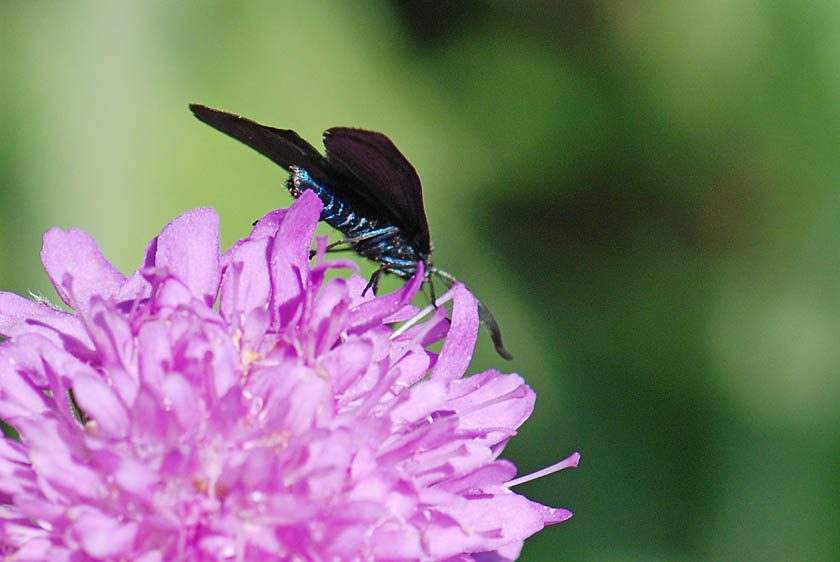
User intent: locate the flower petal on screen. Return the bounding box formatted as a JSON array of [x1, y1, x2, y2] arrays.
[[0, 292, 90, 349], [154, 207, 220, 307], [448, 372, 535, 446], [40, 227, 126, 316], [0, 344, 52, 419], [432, 284, 479, 383], [73, 371, 130, 438], [71, 506, 138, 558], [270, 190, 322, 317], [219, 236, 271, 327]]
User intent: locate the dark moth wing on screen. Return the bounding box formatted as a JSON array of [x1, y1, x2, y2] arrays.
[[189, 104, 333, 184], [189, 106, 432, 256], [323, 128, 432, 255]]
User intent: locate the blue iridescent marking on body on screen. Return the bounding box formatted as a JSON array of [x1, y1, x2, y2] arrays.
[[288, 167, 422, 276]]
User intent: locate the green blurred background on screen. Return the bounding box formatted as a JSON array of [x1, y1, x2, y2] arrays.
[[3, 1, 840, 560]]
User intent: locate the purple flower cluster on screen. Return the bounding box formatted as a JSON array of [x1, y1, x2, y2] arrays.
[[0, 191, 578, 561]]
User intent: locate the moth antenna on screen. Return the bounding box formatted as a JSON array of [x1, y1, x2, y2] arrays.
[[431, 267, 513, 360], [425, 263, 438, 306]]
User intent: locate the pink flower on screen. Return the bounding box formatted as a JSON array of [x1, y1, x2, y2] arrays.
[[0, 191, 578, 561]]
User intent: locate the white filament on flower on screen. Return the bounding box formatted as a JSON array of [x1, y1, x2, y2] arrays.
[[390, 283, 460, 340], [505, 452, 581, 488]]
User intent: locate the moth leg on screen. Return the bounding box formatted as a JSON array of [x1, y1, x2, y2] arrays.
[[415, 269, 437, 308], [330, 226, 401, 251], [362, 259, 412, 296], [426, 268, 437, 308], [310, 226, 402, 258], [363, 265, 388, 296]]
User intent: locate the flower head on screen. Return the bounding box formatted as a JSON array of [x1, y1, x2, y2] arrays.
[[0, 191, 578, 561]]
